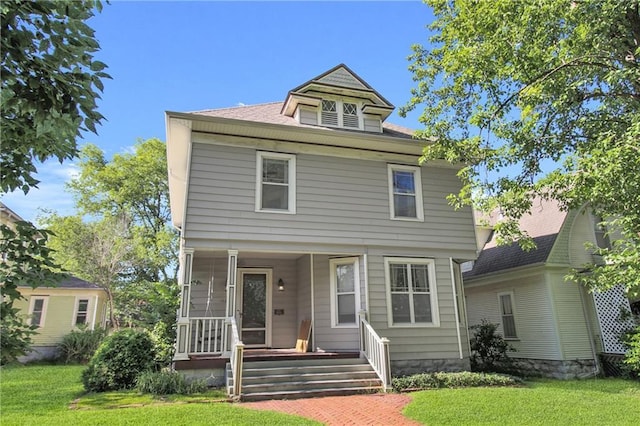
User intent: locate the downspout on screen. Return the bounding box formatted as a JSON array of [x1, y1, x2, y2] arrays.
[[450, 258, 464, 359], [363, 253, 369, 314], [578, 283, 601, 377], [91, 294, 98, 331]]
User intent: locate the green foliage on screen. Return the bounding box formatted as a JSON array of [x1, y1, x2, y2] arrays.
[[0, 0, 109, 194], [149, 321, 176, 368], [0, 221, 63, 364], [136, 370, 207, 395], [404, 0, 640, 297], [622, 325, 640, 376], [82, 329, 157, 392], [469, 320, 515, 372], [392, 371, 520, 392], [57, 327, 106, 364], [115, 280, 179, 337]]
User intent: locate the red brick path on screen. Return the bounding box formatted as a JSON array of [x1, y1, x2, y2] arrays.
[[241, 393, 421, 425]]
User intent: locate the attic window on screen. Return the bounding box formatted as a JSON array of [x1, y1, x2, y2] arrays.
[[320, 99, 361, 129]]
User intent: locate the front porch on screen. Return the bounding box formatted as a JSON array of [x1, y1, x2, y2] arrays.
[[173, 249, 391, 399]]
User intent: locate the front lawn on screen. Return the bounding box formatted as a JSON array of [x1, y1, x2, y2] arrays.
[[404, 378, 640, 425], [0, 364, 319, 425]]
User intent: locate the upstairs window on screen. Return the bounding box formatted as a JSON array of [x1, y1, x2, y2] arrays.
[[320, 99, 360, 129], [387, 164, 424, 221], [256, 152, 296, 214], [75, 298, 90, 326]]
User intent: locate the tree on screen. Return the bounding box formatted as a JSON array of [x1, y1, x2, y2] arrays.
[[403, 0, 640, 297], [0, 0, 109, 361]]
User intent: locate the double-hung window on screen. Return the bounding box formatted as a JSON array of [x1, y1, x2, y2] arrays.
[[387, 165, 424, 221], [75, 298, 90, 326], [29, 297, 48, 328], [498, 292, 517, 339], [256, 152, 296, 213], [385, 258, 438, 327], [330, 257, 360, 327]]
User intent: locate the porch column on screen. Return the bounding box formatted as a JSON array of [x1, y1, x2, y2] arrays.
[[225, 250, 238, 318], [174, 247, 194, 361]]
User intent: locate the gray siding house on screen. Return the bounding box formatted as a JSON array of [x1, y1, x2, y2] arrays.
[[166, 65, 477, 398]]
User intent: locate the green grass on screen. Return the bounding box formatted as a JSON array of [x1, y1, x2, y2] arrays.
[[0, 364, 320, 425], [404, 378, 640, 425]]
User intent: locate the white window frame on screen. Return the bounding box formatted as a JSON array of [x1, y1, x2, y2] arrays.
[[387, 164, 424, 221], [255, 151, 296, 214], [318, 97, 362, 130], [28, 296, 49, 328], [73, 297, 91, 327], [497, 292, 518, 339], [384, 257, 439, 327], [329, 257, 360, 328]]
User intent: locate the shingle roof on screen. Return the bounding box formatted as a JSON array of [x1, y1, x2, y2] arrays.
[[190, 102, 416, 139], [19, 276, 102, 290], [464, 198, 568, 279]]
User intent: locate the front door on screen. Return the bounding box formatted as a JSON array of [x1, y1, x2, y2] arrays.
[[238, 269, 272, 347]]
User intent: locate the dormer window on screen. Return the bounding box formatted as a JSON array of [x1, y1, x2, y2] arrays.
[[320, 99, 360, 129]]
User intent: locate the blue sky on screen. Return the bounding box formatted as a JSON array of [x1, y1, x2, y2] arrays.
[[2, 1, 434, 222]]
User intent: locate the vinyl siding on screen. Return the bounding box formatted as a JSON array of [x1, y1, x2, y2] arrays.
[[547, 269, 593, 359], [367, 252, 466, 361], [363, 116, 382, 133], [297, 107, 318, 126], [465, 272, 562, 360], [183, 141, 475, 255], [15, 288, 107, 347], [568, 209, 596, 267]]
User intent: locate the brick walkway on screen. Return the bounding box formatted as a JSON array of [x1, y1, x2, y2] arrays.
[[241, 393, 421, 425]]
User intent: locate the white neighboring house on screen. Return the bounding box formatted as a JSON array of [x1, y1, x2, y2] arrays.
[[165, 64, 477, 398], [464, 198, 636, 378]]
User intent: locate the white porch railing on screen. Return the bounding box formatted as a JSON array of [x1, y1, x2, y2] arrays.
[[228, 317, 244, 398], [188, 317, 228, 354], [359, 312, 391, 390]]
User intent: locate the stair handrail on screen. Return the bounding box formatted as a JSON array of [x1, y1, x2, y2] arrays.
[[359, 311, 391, 390], [227, 316, 244, 398]]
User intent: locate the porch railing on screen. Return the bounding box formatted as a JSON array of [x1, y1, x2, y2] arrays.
[[188, 317, 227, 354], [228, 317, 244, 398], [359, 312, 391, 390]]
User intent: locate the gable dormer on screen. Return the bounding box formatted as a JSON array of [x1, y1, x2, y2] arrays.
[[281, 64, 394, 133]]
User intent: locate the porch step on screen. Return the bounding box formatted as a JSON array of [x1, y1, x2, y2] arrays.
[[229, 357, 383, 401]]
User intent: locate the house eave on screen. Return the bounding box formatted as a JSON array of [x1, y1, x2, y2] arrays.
[[463, 262, 548, 287]]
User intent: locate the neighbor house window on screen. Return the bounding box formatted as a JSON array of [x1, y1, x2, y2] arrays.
[[387, 165, 424, 221], [385, 258, 438, 326], [75, 298, 90, 326], [330, 257, 360, 327], [256, 152, 296, 213], [498, 292, 517, 339], [29, 297, 48, 328], [320, 99, 361, 129]]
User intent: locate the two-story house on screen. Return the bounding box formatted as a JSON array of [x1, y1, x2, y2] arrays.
[[166, 64, 477, 399]]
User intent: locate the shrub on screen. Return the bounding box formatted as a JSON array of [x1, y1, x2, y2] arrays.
[[622, 325, 640, 377], [150, 321, 175, 368], [82, 328, 157, 392], [392, 371, 521, 392], [136, 370, 207, 395], [469, 319, 515, 372], [58, 326, 106, 364]]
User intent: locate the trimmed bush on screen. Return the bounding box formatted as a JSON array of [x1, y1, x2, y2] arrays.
[[392, 371, 521, 392], [470, 319, 515, 372], [82, 329, 157, 392], [58, 327, 106, 364], [136, 370, 207, 395]]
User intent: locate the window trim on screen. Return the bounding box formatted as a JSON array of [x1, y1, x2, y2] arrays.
[[255, 151, 296, 214], [329, 257, 360, 328], [73, 297, 91, 327], [28, 296, 49, 328], [384, 257, 439, 328], [497, 291, 518, 339], [318, 97, 363, 130], [387, 164, 424, 221]]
